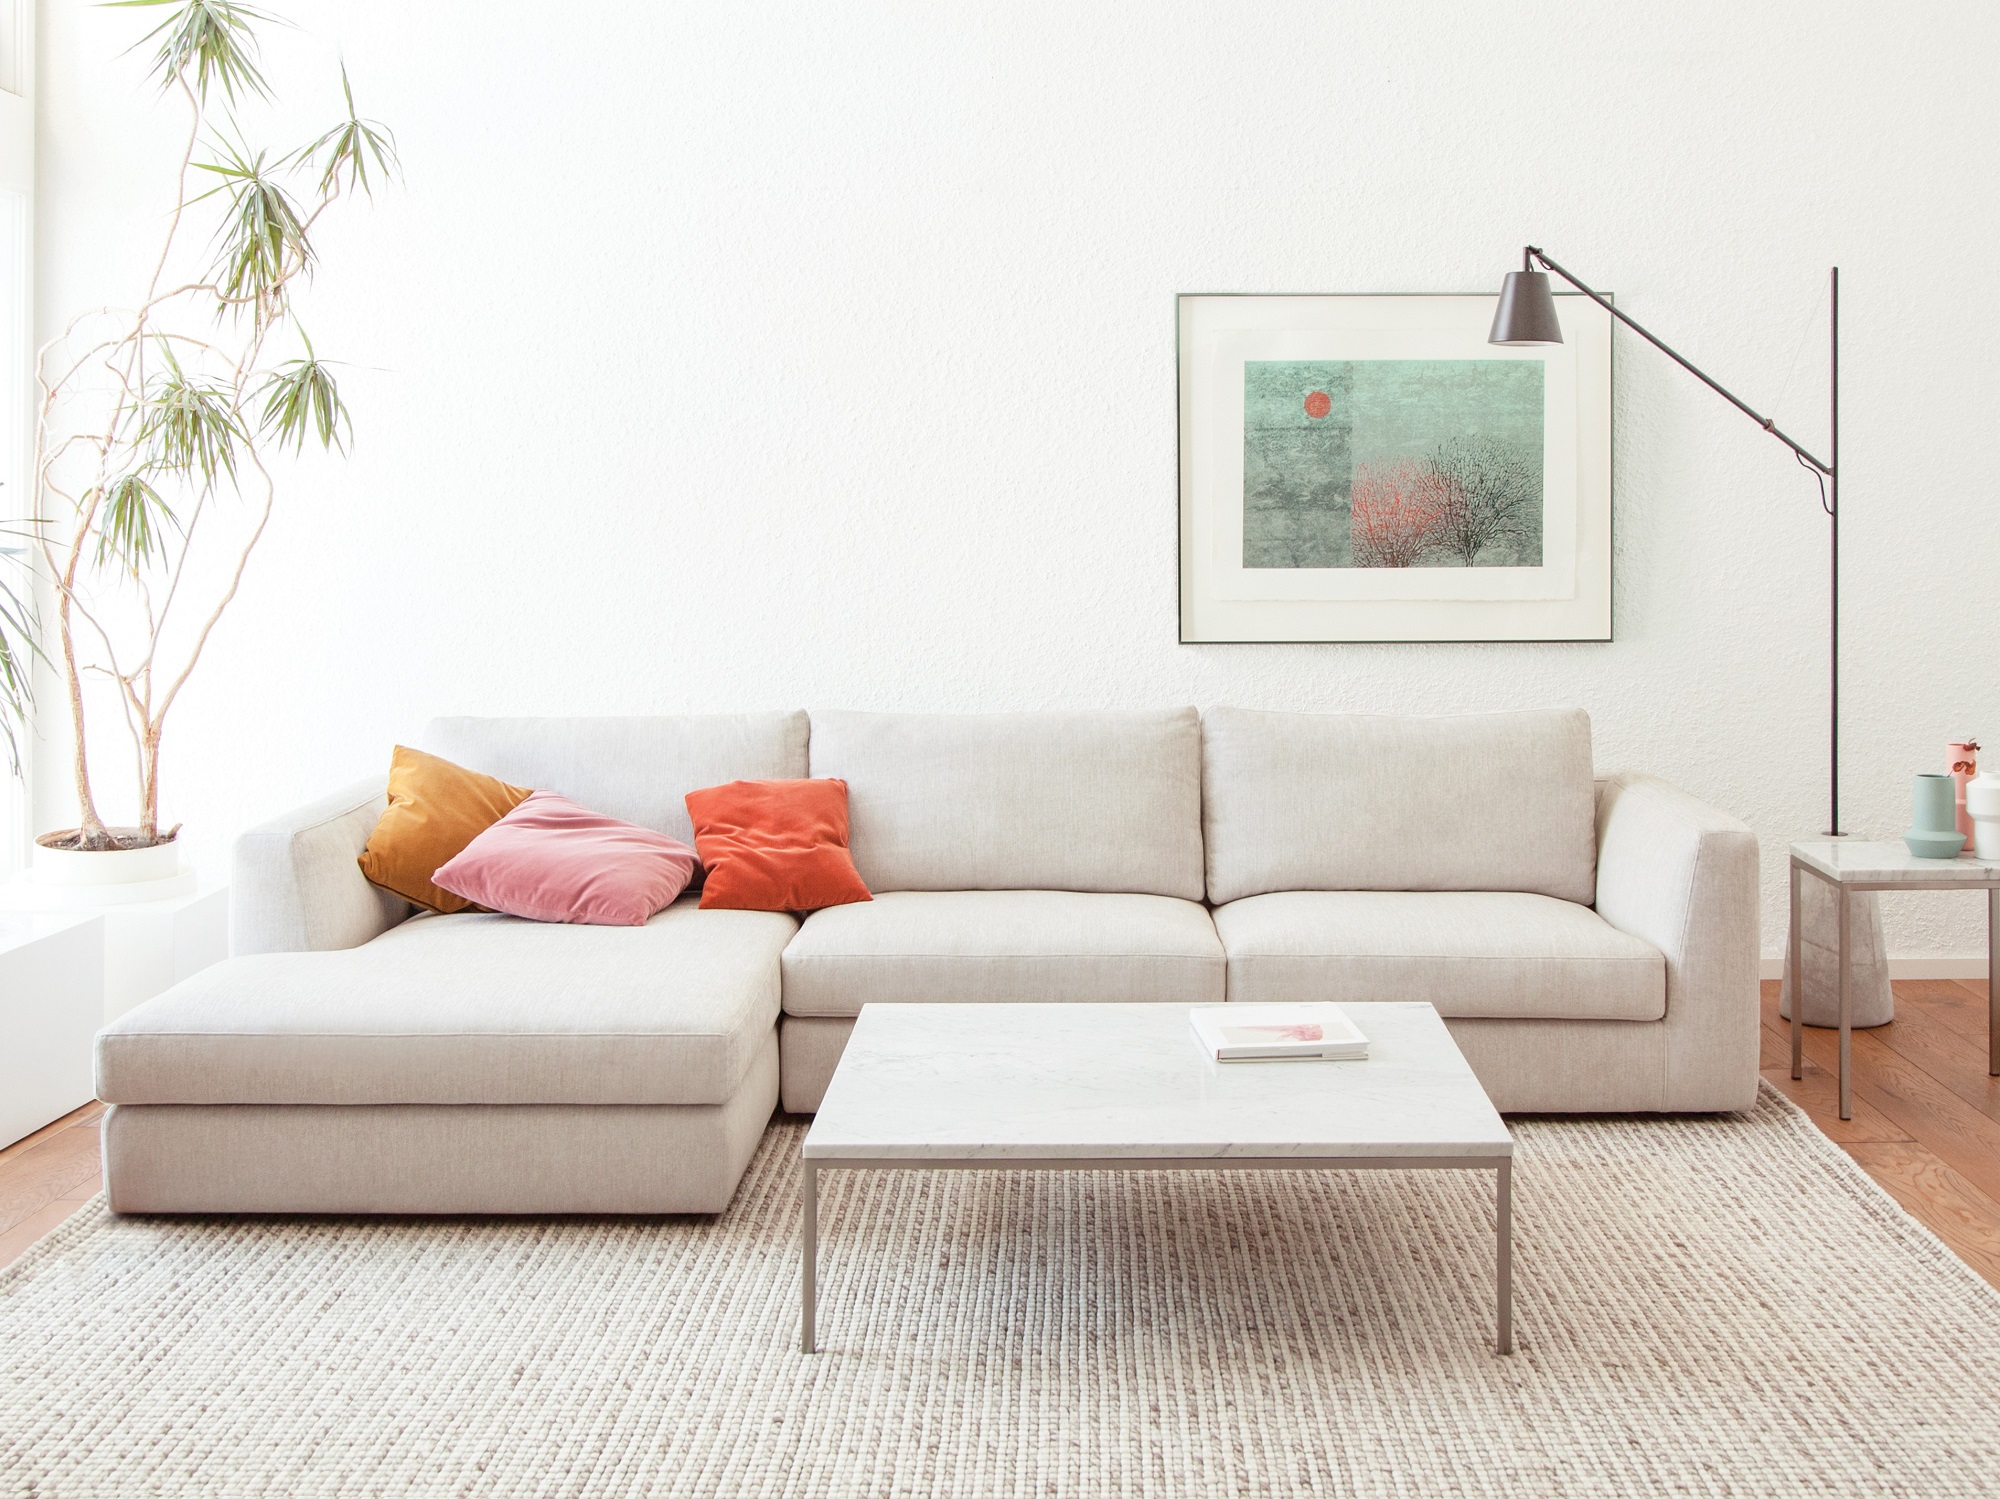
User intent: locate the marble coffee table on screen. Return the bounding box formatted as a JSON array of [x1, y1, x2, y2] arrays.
[[800, 1001, 1515, 1355]]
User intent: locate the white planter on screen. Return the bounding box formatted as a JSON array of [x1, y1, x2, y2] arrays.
[[31, 835, 193, 906]]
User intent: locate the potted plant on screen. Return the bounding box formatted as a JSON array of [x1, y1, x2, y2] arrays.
[[6, 0, 395, 892]]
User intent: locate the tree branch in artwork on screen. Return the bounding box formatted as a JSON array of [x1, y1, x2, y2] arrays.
[[1348, 458, 1457, 568], [1424, 436, 1539, 567]]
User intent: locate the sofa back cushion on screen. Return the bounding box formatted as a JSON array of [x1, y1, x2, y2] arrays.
[[1201, 707, 1597, 905], [420, 714, 809, 848], [807, 709, 1205, 899]]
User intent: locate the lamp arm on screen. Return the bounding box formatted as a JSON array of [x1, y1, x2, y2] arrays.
[[1526, 247, 1833, 476]]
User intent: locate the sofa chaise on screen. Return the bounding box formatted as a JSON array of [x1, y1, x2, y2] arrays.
[[94, 706, 1758, 1215]]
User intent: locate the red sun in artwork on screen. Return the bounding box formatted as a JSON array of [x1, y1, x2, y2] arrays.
[[1303, 390, 1332, 419]]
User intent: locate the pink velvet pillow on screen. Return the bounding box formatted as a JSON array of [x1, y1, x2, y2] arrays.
[[431, 790, 698, 926]]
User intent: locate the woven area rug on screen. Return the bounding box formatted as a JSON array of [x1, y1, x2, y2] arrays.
[[6, 1084, 2000, 1497]]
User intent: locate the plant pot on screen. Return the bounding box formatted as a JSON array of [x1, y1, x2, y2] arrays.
[[32, 835, 184, 891]]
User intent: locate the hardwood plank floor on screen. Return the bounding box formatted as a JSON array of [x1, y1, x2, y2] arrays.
[[0, 1102, 103, 1268], [1760, 977, 2000, 1290], [4, 985, 2000, 1287]]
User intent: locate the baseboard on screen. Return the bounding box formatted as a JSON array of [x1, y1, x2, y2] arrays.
[[1759, 957, 1989, 980]]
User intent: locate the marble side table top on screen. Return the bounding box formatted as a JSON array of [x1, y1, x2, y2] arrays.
[[804, 1002, 1512, 1163], [1792, 840, 2000, 885]]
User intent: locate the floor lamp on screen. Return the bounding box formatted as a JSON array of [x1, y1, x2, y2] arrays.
[[1486, 248, 1879, 1027], [1489, 247, 1840, 832]]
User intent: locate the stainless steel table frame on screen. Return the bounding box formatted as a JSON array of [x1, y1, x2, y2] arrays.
[[801, 1153, 1514, 1357], [1789, 852, 2000, 1120]]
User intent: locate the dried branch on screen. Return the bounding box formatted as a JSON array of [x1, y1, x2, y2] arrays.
[[11, 1, 395, 845]]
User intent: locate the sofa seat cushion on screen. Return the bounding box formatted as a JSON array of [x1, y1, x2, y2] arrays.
[[95, 898, 796, 1107], [1213, 890, 1663, 1021], [780, 890, 1224, 1018]]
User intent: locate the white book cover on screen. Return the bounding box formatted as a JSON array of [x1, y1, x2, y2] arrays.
[[1189, 1003, 1370, 1062]]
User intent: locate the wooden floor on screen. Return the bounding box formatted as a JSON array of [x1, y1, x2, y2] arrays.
[[1760, 976, 2000, 1288], [0, 1099, 106, 1269], [5, 985, 2000, 1285]]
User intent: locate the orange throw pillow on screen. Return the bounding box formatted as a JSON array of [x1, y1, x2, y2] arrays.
[[685, 778, 873, 912], [358, 746, 533, 914]]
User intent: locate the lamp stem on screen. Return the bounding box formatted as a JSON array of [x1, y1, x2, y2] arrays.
[[1828, 266, 1840, 838], [1519, 245, 1843, 842], [1525, 248, 1832, 476]]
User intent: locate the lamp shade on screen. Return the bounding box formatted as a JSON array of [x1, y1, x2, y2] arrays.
[[1488, 270, 1564, 345]]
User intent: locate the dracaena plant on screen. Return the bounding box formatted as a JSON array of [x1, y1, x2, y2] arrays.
[[22, 0, 396, 851]]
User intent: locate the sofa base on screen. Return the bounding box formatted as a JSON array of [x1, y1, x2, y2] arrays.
[[780, 1015, 855, 1113], [103, 1030, 779, 1215], [780, 1012, 1754, 1115]]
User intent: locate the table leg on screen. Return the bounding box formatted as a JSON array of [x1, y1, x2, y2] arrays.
[[1790, 860, 1804, 1080], [1496, 1159, 1514, 1356], [1989, 888, 1999, 1078], [801, 1160, 818, 1354], [1838, 885, 1853, 1121]]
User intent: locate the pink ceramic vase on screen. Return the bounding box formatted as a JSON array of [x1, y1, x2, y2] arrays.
[[1950, 740, 1981, 849]]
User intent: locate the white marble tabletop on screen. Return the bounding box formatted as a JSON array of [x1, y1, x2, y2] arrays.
[[1792, 840, 2000, 885], [804, 1002, 1512, 1163]]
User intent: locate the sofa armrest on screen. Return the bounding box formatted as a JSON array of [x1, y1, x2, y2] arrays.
[[1593, 771, 1760, 1110], [232, 779, 409, 955]]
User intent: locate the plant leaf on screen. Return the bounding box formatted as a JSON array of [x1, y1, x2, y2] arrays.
[[257, 351, 350, 453], [0, 522, 46, 779], [136, 342, 246, 490], [93, 472, 181, 572], [105, 0, 276, 104], [301, 63, 401, 201], [195, 137, 312, 306]]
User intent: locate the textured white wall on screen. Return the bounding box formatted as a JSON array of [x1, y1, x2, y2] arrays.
[[30, 0, 2000, 958]]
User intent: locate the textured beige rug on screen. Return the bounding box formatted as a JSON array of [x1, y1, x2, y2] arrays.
[[5, 1084, 2000, 1496]]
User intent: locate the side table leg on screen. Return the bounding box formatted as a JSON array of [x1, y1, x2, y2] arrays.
[[801, 1160, 818, 1354], [1790, 861, 1804, 1080], [1496, 1159, 1514, 1356], [1989, 888, 1999, 1078], [1838, 886, 1853, 1121]]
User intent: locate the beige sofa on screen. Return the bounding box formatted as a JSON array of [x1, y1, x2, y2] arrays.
[[94, 706, 1758, 1215]]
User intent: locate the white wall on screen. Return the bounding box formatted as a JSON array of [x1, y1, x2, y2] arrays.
[[30, 0, 2000, 959]]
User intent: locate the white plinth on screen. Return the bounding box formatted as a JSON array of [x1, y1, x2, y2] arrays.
[[0, 879, 228, 1022], [0, 913, 104, 1148]]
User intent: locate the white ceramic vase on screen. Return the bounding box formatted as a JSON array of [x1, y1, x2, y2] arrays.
[[1968, 771, 2000, 860]]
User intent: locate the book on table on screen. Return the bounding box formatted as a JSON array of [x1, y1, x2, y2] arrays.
[[1188, 1002, 1369, 1061]]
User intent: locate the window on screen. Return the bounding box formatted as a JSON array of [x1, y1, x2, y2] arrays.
[[0, 0, 28, 877]]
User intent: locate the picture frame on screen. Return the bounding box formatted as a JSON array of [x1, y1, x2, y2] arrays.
[[1177, 292, 1613, 643]]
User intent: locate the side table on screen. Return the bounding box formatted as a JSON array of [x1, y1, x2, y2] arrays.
[[1789, 841, 2000, 1120]]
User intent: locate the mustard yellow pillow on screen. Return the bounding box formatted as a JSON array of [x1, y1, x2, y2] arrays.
[[358, 746, 533, 914]]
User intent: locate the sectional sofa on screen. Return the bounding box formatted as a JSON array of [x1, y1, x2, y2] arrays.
[[93, 707, 1759, 1215]]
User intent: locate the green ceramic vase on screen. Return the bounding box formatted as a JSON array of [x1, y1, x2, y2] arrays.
[[1906, 773, 1966, 858]]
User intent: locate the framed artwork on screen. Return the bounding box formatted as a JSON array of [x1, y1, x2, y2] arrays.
[[1177, 293, 1612, 642]]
